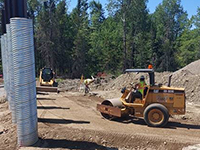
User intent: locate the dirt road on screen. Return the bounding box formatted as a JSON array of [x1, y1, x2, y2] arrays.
[[1, 91, 200, 150]]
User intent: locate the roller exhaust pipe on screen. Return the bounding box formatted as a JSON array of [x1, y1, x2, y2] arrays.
[[168, 75, 172, 87]]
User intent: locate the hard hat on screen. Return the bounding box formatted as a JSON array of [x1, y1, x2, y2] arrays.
[[140, 75, 145, 81]]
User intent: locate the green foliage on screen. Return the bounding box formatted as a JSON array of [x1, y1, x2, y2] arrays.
[[55, 78, 64, 83], [0, 0, 199, 78], [70, 0, 90, 78], [175, 6, 200, 69], [193, 7, 200, 28], [176, 29, 200, 68], [152, 0, 188, 71], [55, 1, 74, 74]]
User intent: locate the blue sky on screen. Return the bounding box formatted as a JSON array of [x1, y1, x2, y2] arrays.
[[68, 0, 200, 18]]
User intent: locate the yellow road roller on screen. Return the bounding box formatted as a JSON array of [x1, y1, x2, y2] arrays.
[[97, 69, 185, 127]]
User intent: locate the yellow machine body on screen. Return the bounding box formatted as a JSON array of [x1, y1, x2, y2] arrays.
[[97, 69, 186, 127], [39, 68, 55, 86]]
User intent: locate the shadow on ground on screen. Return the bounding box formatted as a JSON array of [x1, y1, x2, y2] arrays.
[[37, 92, 50, 95], [37, 106, 70, 110], [33, 138, 118, 150], [109, 117, 200, 130], [38, 118, 90, 124], [37, 98, 56, 100], [166, 121, 200, 130]]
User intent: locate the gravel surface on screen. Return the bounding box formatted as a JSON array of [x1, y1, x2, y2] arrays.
[[0, 92, 200, 150]]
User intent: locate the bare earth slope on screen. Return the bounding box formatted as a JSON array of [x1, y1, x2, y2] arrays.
[[1, 92, 200, 150], [1, 60, 200, 150], [99, 59, 200, 103]]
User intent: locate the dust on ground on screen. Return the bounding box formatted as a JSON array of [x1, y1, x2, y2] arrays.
[[59, 59, 200, 103], [1, 60, 200, 150], [0, 101, 17, 150], [0, 91, 199, 150]]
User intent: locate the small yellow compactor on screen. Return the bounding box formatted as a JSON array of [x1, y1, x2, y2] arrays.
[[97, 69, 186, 127]]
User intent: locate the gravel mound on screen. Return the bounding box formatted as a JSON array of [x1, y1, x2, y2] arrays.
[[170, 70, 200, 102], [174, 59, 200, 75], [103, 59, 200, 102], [58, 79, 81, 91], [58, 76, 113, 92], [58, 59, 200, 102], [104, 72, 170, 91]]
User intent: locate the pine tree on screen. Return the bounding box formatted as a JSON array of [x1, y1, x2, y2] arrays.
[[152, 0, 188, 71], [71, 0, 90, 78]]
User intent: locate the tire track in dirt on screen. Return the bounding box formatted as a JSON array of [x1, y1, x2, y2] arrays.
[[36, 124, 191, 150], [35, 92, 200, 150], [37, 97, 70, 128], [63, 94, 103, 116]]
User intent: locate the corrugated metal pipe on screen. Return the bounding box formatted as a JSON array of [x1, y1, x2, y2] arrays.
[[6, 23, 16, 123], [3, 34, 8, 98], [10, 17, 38, 146], [1, 35, 6, 92]]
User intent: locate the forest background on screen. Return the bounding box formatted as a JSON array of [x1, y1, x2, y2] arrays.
[[1, 0, 200, 78]]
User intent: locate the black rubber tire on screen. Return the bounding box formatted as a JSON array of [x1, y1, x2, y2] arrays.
[[53, 82, 58, 87], [144, 103, 169, 127], [101, 112, 114, 120]]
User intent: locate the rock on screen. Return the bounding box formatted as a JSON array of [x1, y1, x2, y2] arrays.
[[182, 116, 187, 120], [4, 139, 8, 144], [101, 139, 107, 146], [0, 97, 6, 104]]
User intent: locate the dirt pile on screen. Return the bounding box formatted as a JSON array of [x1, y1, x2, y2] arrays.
[[157, 59, 200, 102], [103, 59, 200, 102], [58, 59, 200, 102], [58, 76, 113, 92], [103, 72, 171, 91], [174, 59, 200, 75], [58, 79, 81, 91], [170, 70, 200, 103]]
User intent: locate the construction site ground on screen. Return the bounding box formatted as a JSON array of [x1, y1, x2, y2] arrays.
[[1, 89, 200, 150]]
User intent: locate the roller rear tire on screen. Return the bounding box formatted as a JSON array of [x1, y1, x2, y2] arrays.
[[144, 103, 169, 127]]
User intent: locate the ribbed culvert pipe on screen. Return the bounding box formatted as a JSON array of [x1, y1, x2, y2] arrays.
[[3, 34, 8, 96], [10, 17, 38, 146], [6, 24, 15, 114], [1, 35, 5, 90]]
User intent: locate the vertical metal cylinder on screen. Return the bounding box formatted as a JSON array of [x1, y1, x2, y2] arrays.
[[9, 0, 14, 18], [11, 0, 27, 18], [5, 0, 11, 24], [6, 24, 16, 121], [3, 34, 8, 97], [1, 9, 6, 34], [10, 18, 38, 146], [11, 0, 17, 17], [1, 35, 6, 90], [6, 24, 10, 105], [2, 0, 37, 146]]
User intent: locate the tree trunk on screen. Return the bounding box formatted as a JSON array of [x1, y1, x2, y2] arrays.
[[122, 10, 127, 71]]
